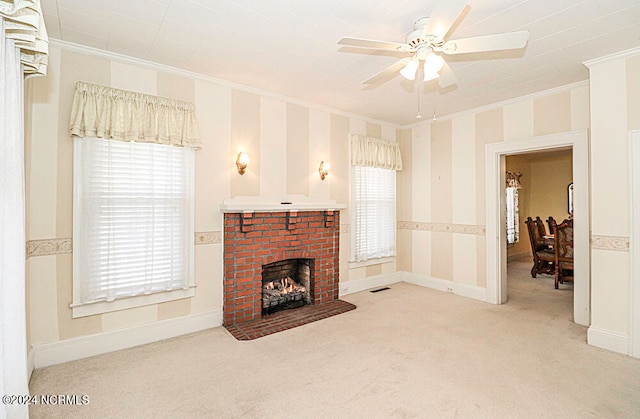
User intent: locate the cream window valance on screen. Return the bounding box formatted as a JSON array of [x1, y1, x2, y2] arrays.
[[70, 81, 202, 150], [351, 134, 402, 171], [0, 0, 48, 77]]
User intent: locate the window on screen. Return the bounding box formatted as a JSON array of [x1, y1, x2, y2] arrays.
[[352, 165, 396, 262], [72, 137, 195, 317], [506, 186, 519, 244]]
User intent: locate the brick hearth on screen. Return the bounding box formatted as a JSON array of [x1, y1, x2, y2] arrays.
[[223, 210, 341, 327], [224, 299, 356, 341]]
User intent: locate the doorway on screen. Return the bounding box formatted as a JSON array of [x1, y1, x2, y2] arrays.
[[505, 149, 574, 316], [485, 130, 590, 326]]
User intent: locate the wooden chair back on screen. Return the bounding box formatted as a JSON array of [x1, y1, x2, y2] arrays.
[[535, 216, 547, 238], [547, 216, 556, 235], [555, 220, 573, 259], [525, 216, 555, 278], [554, 219, 574, 288], [525, 217, 545, 251]]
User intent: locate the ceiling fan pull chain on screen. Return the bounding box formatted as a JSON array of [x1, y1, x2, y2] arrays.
[[416, 84, 422, 119], [432, 83, 437, 122]]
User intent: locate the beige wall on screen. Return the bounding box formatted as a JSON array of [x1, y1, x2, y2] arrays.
[[528, 152, 573, 225], [586, 52, 639, 337], [401, 85, 589, 292], [24, 46, 400, 348], [26, 43, 640, 357]]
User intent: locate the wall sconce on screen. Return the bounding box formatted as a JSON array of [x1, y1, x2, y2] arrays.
[[319, 161, 330, 180], [236, 152, 249, 175]]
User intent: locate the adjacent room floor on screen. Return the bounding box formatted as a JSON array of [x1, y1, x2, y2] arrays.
[[29, 261, 640, 418]]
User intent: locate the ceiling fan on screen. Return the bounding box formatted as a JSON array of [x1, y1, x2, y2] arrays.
[[338, 0, 529, 88]]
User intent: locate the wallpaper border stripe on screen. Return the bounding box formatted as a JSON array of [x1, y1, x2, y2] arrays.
[[27, 231, 630, 257], [590, 235, 629, 252], [398, 221, 486, 235], [26, 231, 222, 258]]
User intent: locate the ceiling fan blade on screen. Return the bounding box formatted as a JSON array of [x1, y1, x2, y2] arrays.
[[441, 31, 529, 55], [338, 37, 410, 52], [362, 58, 411, 85], [422, 0, 469, 42], [438, 61, 459, 88]]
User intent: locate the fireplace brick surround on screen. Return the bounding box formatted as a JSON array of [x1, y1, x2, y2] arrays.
[[223, 210, 341, 326]]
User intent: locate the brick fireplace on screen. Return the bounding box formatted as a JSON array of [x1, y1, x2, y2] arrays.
[[222, 196, 345, 327]]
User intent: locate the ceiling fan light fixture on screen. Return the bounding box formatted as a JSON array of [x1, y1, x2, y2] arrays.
[[424, 52, 444, 74], [400, 58, 419, 80], [423, 71, 440, 82]]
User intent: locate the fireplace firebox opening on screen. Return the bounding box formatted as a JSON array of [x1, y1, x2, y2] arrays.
[[262, 258, 313, 315]]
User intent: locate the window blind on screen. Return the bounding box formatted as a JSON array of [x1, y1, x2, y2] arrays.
[[353, 166, 396, 261], [73, 137, 194, 305]]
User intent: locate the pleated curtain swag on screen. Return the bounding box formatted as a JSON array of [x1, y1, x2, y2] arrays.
[[350, 134, 403, 170], [70, 81, 202, 150], [0, 0, 48, 77]]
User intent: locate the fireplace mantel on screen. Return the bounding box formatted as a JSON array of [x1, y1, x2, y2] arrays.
[[221, 195, 346, 213]]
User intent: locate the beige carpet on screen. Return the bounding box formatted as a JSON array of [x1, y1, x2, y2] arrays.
[[30, 261, 640, 418]]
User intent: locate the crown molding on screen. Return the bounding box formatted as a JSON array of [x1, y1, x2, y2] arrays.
[[583, 46, 640, 68], [401, 80, 589, 130], [49, 38, 402, 130]]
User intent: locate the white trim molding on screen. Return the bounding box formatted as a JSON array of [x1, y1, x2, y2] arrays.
[[402, 272, 487, 302], [629, 129, 640, 358], [402, 80, 589, 130], [49, 39, 401, 130], [583, 46, 640, 68], [338, 271, 486, 302], [32, 309, 222, 368], [587, 326, 629, 355], [339, 272, 402, 296], [485, 130, 590, 326]]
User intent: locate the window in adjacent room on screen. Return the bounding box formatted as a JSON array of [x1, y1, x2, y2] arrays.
[[505, 171, 522, 245], [506, 186, 519, 244]]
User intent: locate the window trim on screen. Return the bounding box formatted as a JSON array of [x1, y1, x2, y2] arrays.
[[71, 287, 196, 318], [348, 256, 395, 268]]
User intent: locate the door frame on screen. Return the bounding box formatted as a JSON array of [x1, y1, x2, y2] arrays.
[[629, 129, 640, 357], [485, 130, 590, 326]]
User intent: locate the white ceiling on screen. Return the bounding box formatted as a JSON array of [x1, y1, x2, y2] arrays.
[[42, 0, 640, 126]]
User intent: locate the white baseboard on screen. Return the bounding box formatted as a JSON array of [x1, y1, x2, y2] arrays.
[[402, 272, 487, 302], [32, 309, 222, 369], [587, 326, 629, 355], [27, 347, 35, 380], [339, 272, 403, 296], [339, 271, 487, 302], [33, 276, 629, 368]]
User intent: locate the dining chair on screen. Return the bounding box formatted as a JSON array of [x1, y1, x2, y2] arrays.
[[547, 216, 556, 235], [525, 217, 555, 278], [535, 216, 548, 238], [554, 219, 574, 289]]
